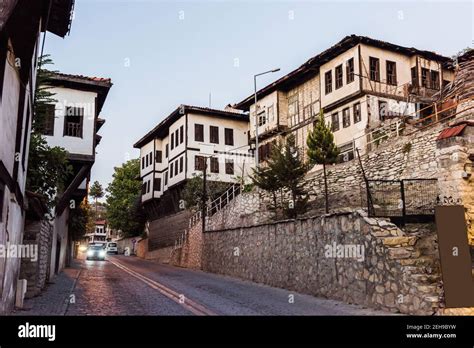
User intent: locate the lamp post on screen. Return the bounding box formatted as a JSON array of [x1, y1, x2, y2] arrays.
[[254, 68, 280, 168]]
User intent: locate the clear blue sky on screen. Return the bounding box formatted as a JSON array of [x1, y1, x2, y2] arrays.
[[44, 0, 473, 190]]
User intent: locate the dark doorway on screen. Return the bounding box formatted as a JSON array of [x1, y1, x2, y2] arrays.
[[55, 239, 61, 274]]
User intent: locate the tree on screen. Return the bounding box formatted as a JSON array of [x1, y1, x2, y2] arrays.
[[33, 55, 58, 134], [27, 134, 72, 210], [69, 201, 95, 241], [27, 55, 71, 210], [105, 159, 145, 237], [251, 135, 309, 219], [182, 173, 229, 211], [89, 181, 104, 216], [306, 110, 340, 213], [250, 165, 280, 211]]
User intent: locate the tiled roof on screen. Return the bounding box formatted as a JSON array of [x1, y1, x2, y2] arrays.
[[133, 104, 248, 148], [95, 220, 107, 225], [49, 71, 113, 86]]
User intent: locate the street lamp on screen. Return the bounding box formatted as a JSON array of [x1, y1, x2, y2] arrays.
[[254, 68, 280, 168]]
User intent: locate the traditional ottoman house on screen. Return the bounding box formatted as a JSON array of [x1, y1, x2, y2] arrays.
[[134, 105, 254, 255], [0, 0, 74, 313], [40, 72, 112, 279], [85, 220, 107, 244], [234, 35, 454, 163]]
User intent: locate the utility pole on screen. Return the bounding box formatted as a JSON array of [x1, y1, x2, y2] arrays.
[[202, 157, 208, 234]]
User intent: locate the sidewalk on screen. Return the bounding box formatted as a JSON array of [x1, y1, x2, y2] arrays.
[[12, 266, 81, 316]]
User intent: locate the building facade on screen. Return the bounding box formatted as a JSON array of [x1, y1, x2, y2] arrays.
[[134, 105, 254, 220], [0, 0, 74, 314], [235, 35, 454, 163], [41, 72, 112, 279], [85, 220, 107, 244]]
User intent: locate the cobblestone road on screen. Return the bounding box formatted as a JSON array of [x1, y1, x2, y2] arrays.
[[16, 255, 390, 316]]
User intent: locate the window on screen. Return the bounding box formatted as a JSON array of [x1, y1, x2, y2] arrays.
[[225, 159, 234, 175], [342, 108, 350, 128], [171, 133, 175, 150], [174, 160, 178, 176], [165, 144, 169, 158], [195, 124, 204, 142], [154, 178, 161, 191], [0, 181, 4, 222], [210, 126, 219, 144], [63, 107, 84, 137], [331, 113, 340, 132], [353, 103, 361, 123], [369, 57, 380, 81], [379, 100, 388, 120], [335, 65, 343, 89], [288, 94, 299, 127], [386, 61, 397, 86], [148, 153, 152, 166], [141, 157, 145, 169], [257, 110, 266, 127], [421, 68, 429, 88], [42, 104, 55, 136], [175, 130, 179, 147], [224, 128, 234, 146], [267, 105, 274, 122], [258, 142, 274, 163], [430, 70, 440, 90], [179, 125, 184, 144], [411, 67, 418, 87], [164, 171, 168, 186], [147, 181, 150, 194], [346, 58, 354, 83], [141, 183, 146, 195], [156, 150, 162, 163], [210, 157, 219, 173], [179, 156, 183, 173], [325, 71, 332, 94], [145, 154, 149, 167], [195, 155, 205, 171], [170, 162, 174, 178]]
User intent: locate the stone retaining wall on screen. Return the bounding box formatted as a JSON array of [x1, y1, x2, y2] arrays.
[[202, 211, 442, 315], [19, 220, 53, 298]]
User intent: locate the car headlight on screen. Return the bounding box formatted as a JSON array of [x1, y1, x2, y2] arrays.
[[87, 250, 93, 256], [99, 250, 106, 257]]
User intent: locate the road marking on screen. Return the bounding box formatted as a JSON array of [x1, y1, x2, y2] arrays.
[[108, 258, 216, 316]]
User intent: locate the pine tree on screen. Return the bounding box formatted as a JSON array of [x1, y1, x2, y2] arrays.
[[89, 181, 104, 217], [307, 110, 340, 213], [251, 135, 309, 219]]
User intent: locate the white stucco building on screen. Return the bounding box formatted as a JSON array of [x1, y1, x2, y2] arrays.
[[235, 35, 455, 163], [134, 105, 254, 219], [41, 72, 112, 279], [0, 0, 74, 313]]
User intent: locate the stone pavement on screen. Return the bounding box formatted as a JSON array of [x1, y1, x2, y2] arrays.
[[13, 267, 80, 316], [12, 256, 395, 316]]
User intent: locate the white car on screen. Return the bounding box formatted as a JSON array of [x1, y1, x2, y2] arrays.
[[86, 245, 106, 261], [106, 242, 118, 254]]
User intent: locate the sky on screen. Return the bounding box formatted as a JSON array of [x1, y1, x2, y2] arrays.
[[44, 0, 473, 191]]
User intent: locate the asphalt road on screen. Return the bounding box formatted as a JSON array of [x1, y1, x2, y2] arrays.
[[62, 255, 387, 316]]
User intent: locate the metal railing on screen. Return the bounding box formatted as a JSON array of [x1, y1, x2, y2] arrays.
[[175, 183, 243, 250], [367, 178, 438, 224]]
